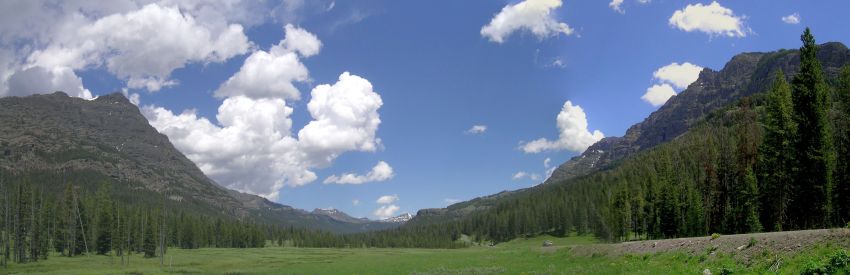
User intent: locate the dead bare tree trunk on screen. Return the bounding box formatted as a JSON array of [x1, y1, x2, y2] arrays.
[[74, 188, 90, 256], [1, 176, 6, 268], [29, 186, 35, 262], [65, 171, 74, 257], [126, 209, 131, 266], [160, 192, 165, 267], [118, 206, 123, 265]]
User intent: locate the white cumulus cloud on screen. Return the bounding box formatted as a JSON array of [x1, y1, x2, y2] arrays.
[[376, 194, 399, 204], [641, 62, 703, 107], [146, 70, 384, 200], [669, 1, 747, 38], [279, 24, 322, 57], [324, 161, 394, 184], [0, 1, 266, 98], [481, 0, 573, 43], [652, 62, 703, 89], [214, 24, 317, 100], [781, 13, 800, 24], [297, 72, 384, 167], [26, 3, 251, 92], [144, 96, 307, 200], [641, 83, 677, 107], [373, 204, 400, 219], [6, 66, 93, 99], [466, 125, 488, 134], [143, 23, 385, 201], [521, 101, 604, 153]]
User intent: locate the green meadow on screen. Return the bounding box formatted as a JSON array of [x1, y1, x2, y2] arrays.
[[3, 234, 848, 274]]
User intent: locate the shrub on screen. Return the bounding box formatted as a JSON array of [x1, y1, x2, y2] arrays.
[[711, 233, 721, 240], [800, 261, 828, 275], [828, 250, 850, 270], [800, 250, 850, 275]]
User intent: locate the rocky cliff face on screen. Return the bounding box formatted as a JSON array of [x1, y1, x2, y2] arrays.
[[0, 92, 398, 233], [545, 42, 850, 184]]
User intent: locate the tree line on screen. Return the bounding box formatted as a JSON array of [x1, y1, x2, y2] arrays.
[[0, 177, 267, 266]]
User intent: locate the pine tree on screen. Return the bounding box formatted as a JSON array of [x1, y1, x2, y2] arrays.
[[734, 98, 762, 233], [95, 183, 113, 255], [790, 28, 833, 229], [834, 65, 850, 225], [143, 213, 156, 258], [759, 70, 796, 230], [742, 167, 762, 232]]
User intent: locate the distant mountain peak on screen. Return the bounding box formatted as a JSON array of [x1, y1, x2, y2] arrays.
[[312, 208, 370, 224], [382, 213, 413, 223]]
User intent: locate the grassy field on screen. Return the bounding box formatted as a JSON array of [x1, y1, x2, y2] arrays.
[[1, 234, 848, 274]]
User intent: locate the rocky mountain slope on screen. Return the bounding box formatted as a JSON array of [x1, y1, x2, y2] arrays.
[[412, 42, 850, 224], [545, 42, 850, 184], [0, 92, 397, 234]]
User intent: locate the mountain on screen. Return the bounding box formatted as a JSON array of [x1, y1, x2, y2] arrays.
[[310, 208, 413, 224], [412, 42, 850, 225], [382, 213, 414, 223], [312, 208, 370, 224], [544, 42, 850, 184], [0, 92, 399, 234]]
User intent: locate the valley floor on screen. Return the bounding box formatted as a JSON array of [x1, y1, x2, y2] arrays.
[[2, 230, 849, 274]]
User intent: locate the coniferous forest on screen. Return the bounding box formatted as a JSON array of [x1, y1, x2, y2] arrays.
[[1, 29, 850, 266]]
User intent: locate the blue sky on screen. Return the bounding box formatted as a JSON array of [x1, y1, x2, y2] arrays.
[[2, 0, 849, 219]]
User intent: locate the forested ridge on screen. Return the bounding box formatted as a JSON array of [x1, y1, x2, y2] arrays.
[[2, 30, 850, 265], [400, 28, 850, 245]]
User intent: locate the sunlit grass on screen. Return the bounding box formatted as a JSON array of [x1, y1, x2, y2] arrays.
[[2, 235, 846, 274]]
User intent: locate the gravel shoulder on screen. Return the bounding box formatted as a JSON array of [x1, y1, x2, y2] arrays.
[[568, 228, 850, 262]]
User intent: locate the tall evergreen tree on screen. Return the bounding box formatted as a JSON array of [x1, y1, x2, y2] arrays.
[[835, 65, 850, 225], [790, 28, 833, 229], [759, 70, 796, 230]]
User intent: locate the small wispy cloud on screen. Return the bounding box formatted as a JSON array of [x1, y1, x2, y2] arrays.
[[444, 198, 461, 205], [781, 13, 800, 24], [512, 171, 541, 181], [466, 125, 488, 134]]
